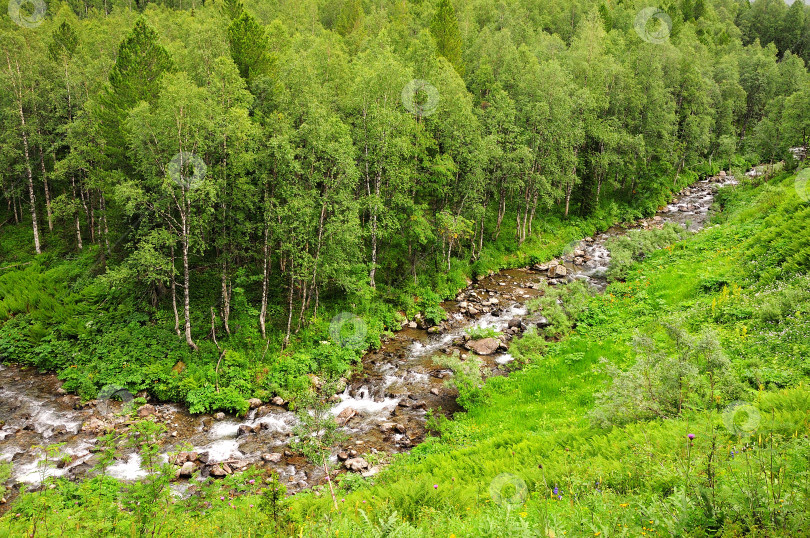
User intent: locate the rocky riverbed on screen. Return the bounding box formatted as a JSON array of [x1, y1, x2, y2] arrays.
[[0, 174, 738, 510]]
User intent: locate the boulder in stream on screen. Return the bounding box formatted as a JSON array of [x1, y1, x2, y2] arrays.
[[464, 337, 500, 355], [344, 457, 369, 472], [177, 461, 195, 478], [137, 404, 156, 418], [208, 464, 228, 478], [81, 417, 106, 434], [236, 424, 254, 437], [262, 452, 283, 463], [335, 407, 357, 426]]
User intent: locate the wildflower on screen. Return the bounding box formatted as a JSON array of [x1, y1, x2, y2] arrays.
[[687, 433, 695, 440], [248, 479, 255, 485], [553, 486, 559, 495], [433, 484, 438, 489]]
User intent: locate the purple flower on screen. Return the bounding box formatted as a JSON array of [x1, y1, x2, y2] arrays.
[[687, 433, 695, 440], [553, 486, 559, 495], [433, 484, 438, 489], [248, 479, 255, 485]]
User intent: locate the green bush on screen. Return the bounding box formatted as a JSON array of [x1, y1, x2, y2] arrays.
[[464, 325, 499, 340]]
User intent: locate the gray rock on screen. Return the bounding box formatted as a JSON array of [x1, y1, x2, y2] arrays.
[[344, 457, 369, 472], [248, 398, 262, 409], [507, 318, 523, 330], [209, 464, 227, 478], [335, 407, 357, 426], [271, 396, 285, 406], [464, 337, 500, 355], [179, 461, 195, 478], [262, 452, 283, 463], [137, 404, 156, 418]]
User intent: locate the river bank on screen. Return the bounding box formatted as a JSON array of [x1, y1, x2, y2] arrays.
[[0, 174, 737, 510]]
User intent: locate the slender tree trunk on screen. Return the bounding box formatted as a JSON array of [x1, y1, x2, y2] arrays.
[[221, 261, 231, 335], [38, 141, 53, 231], [494, 185, 505, 240], [70, 176, 83, 250], [12, 192, 20, 223], [21, 112, 40, 253], [259, 221, 269, 339], [284, 270, 294, 349], [564, 183, 572, 218], [180, 209, 198, 351], [7, 54, 42, 254], [220, 132, 231, 335], [528, 190, 538, 237], [100, 193, 110, 251], [88, 188, 95, 244], [170, 244, 181, 337]]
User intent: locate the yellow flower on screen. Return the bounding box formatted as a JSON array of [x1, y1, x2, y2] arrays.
[[520, 512, 527, 518], [619, 503, 628, 508]]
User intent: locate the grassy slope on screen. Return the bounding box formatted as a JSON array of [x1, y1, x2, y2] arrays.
[[281, 173, 810, 536]]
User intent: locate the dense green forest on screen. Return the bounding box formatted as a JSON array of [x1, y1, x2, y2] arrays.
[[1, 0, 810, 535]]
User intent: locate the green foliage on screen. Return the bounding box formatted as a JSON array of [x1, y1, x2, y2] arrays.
[[527, 280, 591, 338], [606, 223, 688, 282], [590, 324, 743, 427], [227, 11, 271, 83], [433, 352, 486, 411], [508, 326, 548, 367], [430, 0, 464, 76], [464, 325, 499, 340], [290, 375, 347, 469]]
